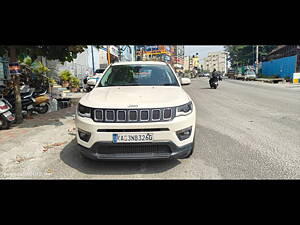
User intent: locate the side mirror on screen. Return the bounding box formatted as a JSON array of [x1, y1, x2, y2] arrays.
[[181, 78, 191, 85]]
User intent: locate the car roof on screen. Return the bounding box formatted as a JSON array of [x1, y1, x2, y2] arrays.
[[111, 61, 168, 66]]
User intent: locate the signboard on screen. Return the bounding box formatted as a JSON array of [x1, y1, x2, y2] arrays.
[[109, 46, 119, 57], [99, 46, 119, 57], [0, 62, 4, 80], [293, 73, 300, 84], [9, 62, 21, 75]]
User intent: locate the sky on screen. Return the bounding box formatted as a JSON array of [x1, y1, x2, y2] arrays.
[[184, 45, 225, 61]]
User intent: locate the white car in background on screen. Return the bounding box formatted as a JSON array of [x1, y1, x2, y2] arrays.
[[75, 61, 196, 160], [244, 70, 257, 81]]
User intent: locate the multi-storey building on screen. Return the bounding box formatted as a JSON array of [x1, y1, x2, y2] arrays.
[[203, 51, 227, 72], [173, 45, 184, 69]]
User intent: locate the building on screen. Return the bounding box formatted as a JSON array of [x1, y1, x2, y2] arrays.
[[173, 45, 184, 69], [183, 56, 190, 71], [45, 45, 98, 82], [262, 45, 300, 79], [203, 51, 227, 72], [191, 54, 199, 69]]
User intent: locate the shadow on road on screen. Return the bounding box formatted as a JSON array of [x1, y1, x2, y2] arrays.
[[60, 138, 181, 176]]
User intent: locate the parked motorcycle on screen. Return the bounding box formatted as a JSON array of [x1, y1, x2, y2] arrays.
[[32, 89, 50, 114], [0, 94, 15, 129], [4, 88, 37, 117]]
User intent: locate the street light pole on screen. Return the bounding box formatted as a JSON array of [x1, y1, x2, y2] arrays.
[[91, 46, 95, 74]]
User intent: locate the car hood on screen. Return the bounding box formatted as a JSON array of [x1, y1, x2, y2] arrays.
[[80, 86, 191, 108]]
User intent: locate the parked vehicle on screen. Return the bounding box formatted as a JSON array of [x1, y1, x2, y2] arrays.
[[0, 91, 15, 129], [226, 69, 236, 79], [94, 68, 106, 78], [5, 90, 35, 116], [75, 61, 196, 160], [32, 89, 50, 114], [243, 70, 256, 81]]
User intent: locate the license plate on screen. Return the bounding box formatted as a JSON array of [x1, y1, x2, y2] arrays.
[[112, 133, 153, 143], [27, 105, 33, 110], [3, 111, 14, 121], [3, 111, 12, 117]]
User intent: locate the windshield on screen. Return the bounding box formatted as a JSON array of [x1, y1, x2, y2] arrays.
[[98, 64, 179, 87], [246, 71, 256, 75]]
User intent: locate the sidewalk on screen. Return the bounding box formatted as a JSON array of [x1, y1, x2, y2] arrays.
[[0, 101, 79, 177], [0, 100, 78, 145]]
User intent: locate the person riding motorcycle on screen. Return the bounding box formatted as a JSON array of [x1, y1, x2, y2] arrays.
[[209, 69, 220, 86]]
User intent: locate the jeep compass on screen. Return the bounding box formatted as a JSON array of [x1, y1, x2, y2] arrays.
[[75, 61, 196, 160]]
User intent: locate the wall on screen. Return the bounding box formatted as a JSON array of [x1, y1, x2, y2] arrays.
[[262, 55, 297, 79]]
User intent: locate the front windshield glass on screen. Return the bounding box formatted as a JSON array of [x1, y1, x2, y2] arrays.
[[246, 71, 255, 75], [98, 64, 179, 87]]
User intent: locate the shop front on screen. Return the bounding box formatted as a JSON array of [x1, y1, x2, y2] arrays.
[[0, 57, 9, 86]]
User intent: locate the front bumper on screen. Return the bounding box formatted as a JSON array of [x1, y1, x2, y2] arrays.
[[75, 109, 196, 160], [78, 141, 193, 160]]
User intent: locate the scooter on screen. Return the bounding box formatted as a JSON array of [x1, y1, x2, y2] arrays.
[[32, 89, 50, 114], [0, 94, 15, 129], [4, 89, 36, 117], [209, 77, 219, 89]]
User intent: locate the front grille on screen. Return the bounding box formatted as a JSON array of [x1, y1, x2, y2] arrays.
[[92, 107, 176, 123], [117, 110, 126, 121], [95, 144, 172, 155]]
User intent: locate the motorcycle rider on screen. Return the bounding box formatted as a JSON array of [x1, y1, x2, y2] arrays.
[[209, 69, 219, 86]]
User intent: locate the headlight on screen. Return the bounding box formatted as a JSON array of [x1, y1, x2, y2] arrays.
[[176, 101, 193, 117], [77, 103, 91, 118]]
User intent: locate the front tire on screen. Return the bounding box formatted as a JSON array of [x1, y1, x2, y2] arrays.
[[0, 115, 10, 129], [36, 103, 50, 114]]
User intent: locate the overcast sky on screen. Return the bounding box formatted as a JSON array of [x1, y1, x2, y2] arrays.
[[184, 45, 225, 61]]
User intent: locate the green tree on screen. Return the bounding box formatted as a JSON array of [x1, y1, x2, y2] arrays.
[[0, 45, 89, 123], [225, 45, 278, 68]]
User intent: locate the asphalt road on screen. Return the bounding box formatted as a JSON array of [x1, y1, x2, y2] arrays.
[[1, 78, 300, 179]]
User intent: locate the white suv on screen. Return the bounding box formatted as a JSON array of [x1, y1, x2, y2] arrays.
[[75, 61, 196, 160]]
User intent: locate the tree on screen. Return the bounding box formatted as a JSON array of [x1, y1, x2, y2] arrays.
[[224, 45, 278, 68], [0, 45, 89, 123]]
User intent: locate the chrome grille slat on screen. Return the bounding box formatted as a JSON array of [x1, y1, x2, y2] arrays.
[[140, 110, 150, 121], [93, 108, 175, 123], [117, 110, 126, 122], [105, 110, 115, 122], [151, 109, 161, 121], [128, 110, 138, 122]]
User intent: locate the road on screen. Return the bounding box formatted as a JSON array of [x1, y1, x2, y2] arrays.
[[1, 78, 300, 179]]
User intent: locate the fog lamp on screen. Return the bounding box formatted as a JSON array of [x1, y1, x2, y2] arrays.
[[78, 128, 91, 142], [176, 126, 192, 141]]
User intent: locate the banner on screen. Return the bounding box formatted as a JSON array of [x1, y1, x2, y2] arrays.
[[9, 62, 21, 75]]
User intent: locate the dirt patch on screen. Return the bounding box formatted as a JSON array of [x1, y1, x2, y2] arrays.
[[42, 142, 68, 152]]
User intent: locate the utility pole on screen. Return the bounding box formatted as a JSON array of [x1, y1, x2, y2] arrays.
[[107, 45, 110, 65], [91, 46, 95, 74], [256, 45, 259, 74]]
